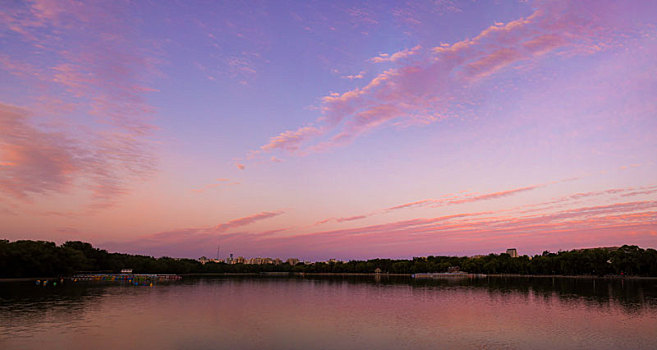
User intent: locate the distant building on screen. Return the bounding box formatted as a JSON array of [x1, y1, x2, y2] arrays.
[[120, 268, 133, 273], [374, 268, 382, 274], [286, 258, 299, 266], [244, 257, 274, 265], [506, 248, 518, 258]]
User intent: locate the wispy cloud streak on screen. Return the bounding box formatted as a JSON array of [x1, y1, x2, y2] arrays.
[[215, 211, 284, 232], [386, 184, 542, 212], [246, 1, 644, 163], [109, 198, 657, 259]]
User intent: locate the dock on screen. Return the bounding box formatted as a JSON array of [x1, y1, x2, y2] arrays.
[[71, 273, 182, 285]]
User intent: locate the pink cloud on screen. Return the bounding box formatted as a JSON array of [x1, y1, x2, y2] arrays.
[[523, 34, 566, 55], [312, 104, 402, 150], [315, 214, 370, 226], [111, 198, 657, 259], [370, 45, 422, 63], [0, 104, 156, 207], [342, 71, 366, 80], [462, 48, 525, 79], [386, 184, 542, 212], [117, 178, 657, 258], [314, 218, 333, 226], [620, 187, 657, 197], [106, 210, 287, 257], [387, 199, 437, 211], [0, 104, 78, 199], [0, 1, 160, 208], [247, 1, 643, 163], [314, 183, 542, 225], [280, 201, 657, 258], [447, 185, 542, 205], [311, 184, 546, 229], [260, 126, 323, 153], [215, 211, 284, 232], [0, 55, 45, 79], [516, 186, 657, 214]]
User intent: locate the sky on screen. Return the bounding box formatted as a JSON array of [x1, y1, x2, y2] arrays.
[[1, 0, 656, 260]]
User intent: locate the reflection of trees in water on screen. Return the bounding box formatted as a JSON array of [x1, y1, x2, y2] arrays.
[[265, 274, 657, 314], [184, 274, 657, 314], [404, 276, 656, 314], [0, 282, 109, 330], [471, 277, 656, 314], [3, 275, 656, 328]]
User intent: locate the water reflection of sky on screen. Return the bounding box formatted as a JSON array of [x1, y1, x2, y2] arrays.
[[1, 277, 656, 349]]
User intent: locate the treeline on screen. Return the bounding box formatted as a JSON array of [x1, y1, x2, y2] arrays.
[[0, 240, 200, 278], [1, 240, 657, 278]]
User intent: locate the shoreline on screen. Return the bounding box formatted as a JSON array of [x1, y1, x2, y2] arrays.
[[5, 273, 657, 282], [290, 273, 657, 280]]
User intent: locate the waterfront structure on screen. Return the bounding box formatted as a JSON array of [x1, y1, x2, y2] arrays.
[[245, 257, 275, 265], [506, 248, 518, 258], [199, 256, 283, 265]]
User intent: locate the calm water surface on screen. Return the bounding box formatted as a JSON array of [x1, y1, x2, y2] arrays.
[[1, 276, 657, 349]]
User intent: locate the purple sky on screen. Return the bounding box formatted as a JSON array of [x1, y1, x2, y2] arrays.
[[1, 0, 656, 260]]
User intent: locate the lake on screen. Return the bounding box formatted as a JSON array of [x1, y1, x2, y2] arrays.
[[1, 276, 657, 349]]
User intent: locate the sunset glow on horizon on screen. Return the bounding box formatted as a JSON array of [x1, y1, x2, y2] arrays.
[[1, 0, 656, 260]]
